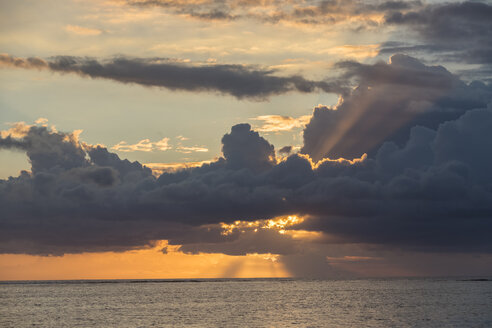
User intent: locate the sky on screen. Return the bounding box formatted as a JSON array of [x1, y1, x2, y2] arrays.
[[1, 0, 492, 280]]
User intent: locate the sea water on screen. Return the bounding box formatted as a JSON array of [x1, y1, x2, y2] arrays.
[[1, 278, 491, 327]]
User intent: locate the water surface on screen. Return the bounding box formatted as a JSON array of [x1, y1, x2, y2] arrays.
[[1, 278, 491, 327]]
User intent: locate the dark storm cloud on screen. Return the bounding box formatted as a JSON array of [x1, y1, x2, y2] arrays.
[[384, 1, 492, 65], [166, 102, 492, 255], [0, 123, 291, 255], [298, 106, 492, 252], [0, 54, 345, 100], [2, 56, 492, 256], [301, 54, 492, 160]]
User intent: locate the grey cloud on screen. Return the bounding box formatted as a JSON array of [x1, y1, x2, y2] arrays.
[[73, 166, 119, 187], [177, 228, 301, 256], [0, 135, 29, 150], [384, 1, 492, 65], [298, 106, 492, 252], [278, 146, 292, 155], [188, 10, 238, 21], [301, 54, 492, 161], [385, 1, 492, 39], [221, 123, 276, 172], [0, 123, 288, 255], [0, 54, 345, 100], [129, 0, 422, 25], [2, 57, 492, 257], [377, 43, 454, 60]]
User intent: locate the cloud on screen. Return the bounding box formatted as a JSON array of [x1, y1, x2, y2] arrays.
[[0, 54, 345, 100], [144, 160, 214, 175], [384, 1, 492, 65], [0, 54, 46, 70], [278, 146, 293, 155], [111, 136, 208, 153], [298, 106, 492, 253], [1, 56, 492, 259], [128, 0, 421, 27], [252, 114, 311, 132], [175, 146, 209, 153], [385, 1, 492, 41], [301, 54, 492, 161], [221, 123, 276, 172], [112, 137, 171, 152], [0, 121, 32, 139], [34, 118, 49, 125], [328, 44, 380, 60], [177, 224, 304, 256], [65, 25, 103, 36]]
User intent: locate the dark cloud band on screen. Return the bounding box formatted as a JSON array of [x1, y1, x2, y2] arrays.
[[0, 54, 345, 99]]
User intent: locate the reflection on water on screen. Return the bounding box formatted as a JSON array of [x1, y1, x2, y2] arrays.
[[1, 278, 491, 327]]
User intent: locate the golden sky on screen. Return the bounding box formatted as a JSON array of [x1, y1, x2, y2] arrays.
[[0, 242, 289, 281]]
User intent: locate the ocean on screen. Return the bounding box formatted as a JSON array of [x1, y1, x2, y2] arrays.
[[1, 278, 491, 327]]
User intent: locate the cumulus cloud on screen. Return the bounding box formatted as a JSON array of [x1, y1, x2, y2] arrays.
[[0, 54, 345, 100], [221, 123, 276, 172], [1, 56, 492, 260], [301, 54, 492, 161], [298, 106, 492, 252]]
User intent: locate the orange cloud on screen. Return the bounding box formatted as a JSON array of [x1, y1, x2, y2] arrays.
[[112, 137, 171, 152], [65, 25, 102, 36], [327, 44, 380, 60], [252, 114, 311, 132], [175, 146, 209, 153]]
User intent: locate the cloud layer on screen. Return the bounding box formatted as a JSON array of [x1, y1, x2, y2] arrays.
[[2, 54, 492, 257]]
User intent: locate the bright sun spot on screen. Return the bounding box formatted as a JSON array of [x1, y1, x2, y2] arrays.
[[220, 215, 304, 236]]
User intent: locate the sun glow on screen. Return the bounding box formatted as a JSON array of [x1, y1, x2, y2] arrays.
[[0, 241, 290, 281], [220, 215, 304, 236]]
